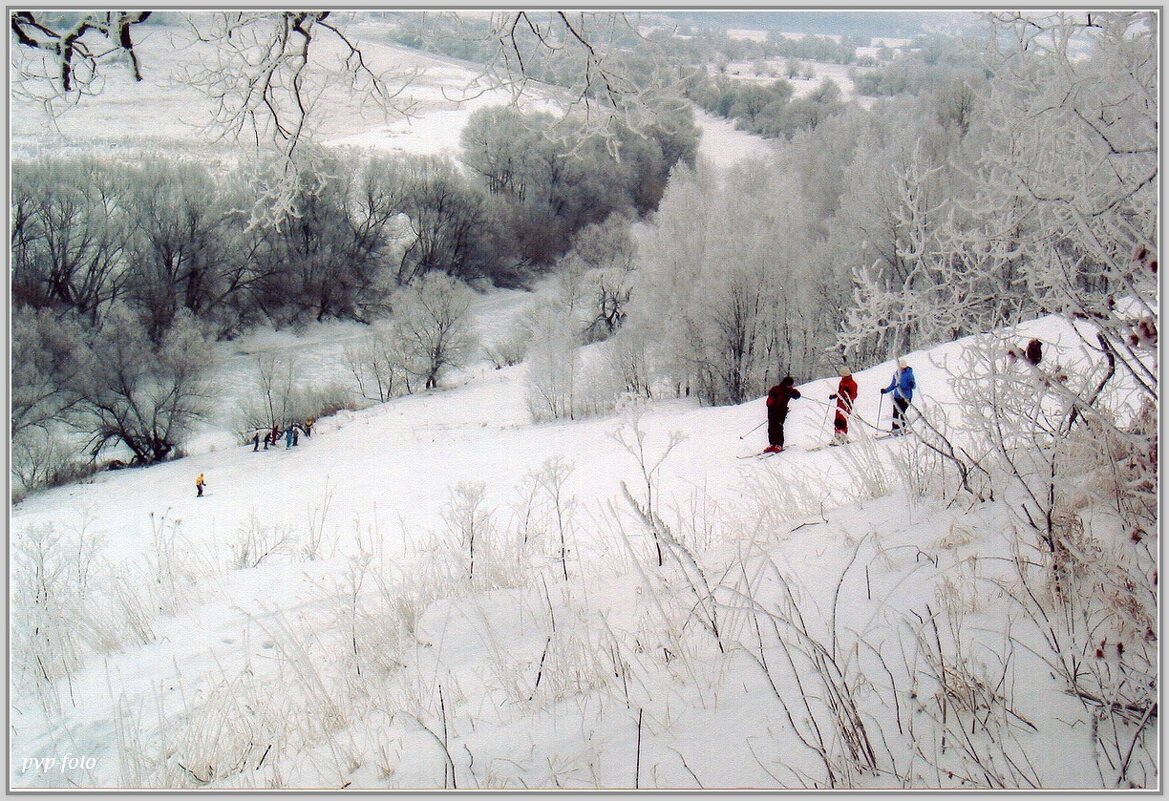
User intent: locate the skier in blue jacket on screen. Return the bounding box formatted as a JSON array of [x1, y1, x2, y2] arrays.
[[880, 359, 916, 436]]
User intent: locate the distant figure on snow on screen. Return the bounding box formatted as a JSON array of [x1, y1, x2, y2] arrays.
[[880, 359, 916, 436], [195, 472, 206, 498], [764, 376, 802, 453], [292, 426, 299, 446], [271, 424, 281, 448], [285, 425, 294, 449], [828, 366, 858, 445], [304, 417, 314, 437], [252, 432, 260, 452]]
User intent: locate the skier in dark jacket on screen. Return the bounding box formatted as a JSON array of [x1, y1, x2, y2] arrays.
[[880, 359, 916, 436], [828, 366, 859, 445], [764, 376, 801, 453]]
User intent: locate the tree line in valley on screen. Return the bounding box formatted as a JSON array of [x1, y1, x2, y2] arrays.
[[523, 12, 1154, 416], [10, 103, 697, 489]]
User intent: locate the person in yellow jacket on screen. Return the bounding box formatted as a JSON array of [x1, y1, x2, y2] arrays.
[[195, 472, 206, 498]]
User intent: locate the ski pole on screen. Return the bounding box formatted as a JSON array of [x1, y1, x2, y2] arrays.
[[876, 393, 885, 434], [818, 400, 833, 440], [739, 420, 766, 440]]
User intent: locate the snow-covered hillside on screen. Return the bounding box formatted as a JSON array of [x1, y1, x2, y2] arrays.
[[11, 309, 1153, 790], [9, 13, 1157, 793]]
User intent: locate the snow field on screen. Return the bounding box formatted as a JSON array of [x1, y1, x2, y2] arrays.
[[10, 20, 553, 162]]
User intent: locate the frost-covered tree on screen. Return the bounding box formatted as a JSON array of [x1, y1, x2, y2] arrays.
[[524, 300, 581, 422], [121, 161, 237, 342], [11, 307, 88, 438], [459, 106, 543, 201], [72, 305, 218, 464], [625, 160, 708, 397], [842, 12, 1157, 366], [846, 14, 1159, 782], [391, 273, 478, 390], [11, 307, 92, 494], [11, 158, 129, 324], [343, 322, 418, 402], [393, 155, 502, 284], [627, 157, 825, 405], [10, 11, 153, 98], [249, 153, 400, 324], [459, 103, 696, 270], [968, 13, 1157, 383], [838, 134, 953, 359]]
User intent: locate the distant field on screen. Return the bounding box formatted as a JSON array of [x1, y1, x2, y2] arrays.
[[727, 27, 911, 47]]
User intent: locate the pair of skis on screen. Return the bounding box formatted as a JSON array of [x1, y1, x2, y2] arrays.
[[741, 431, 906, 459], [737, 445, 797, 459]]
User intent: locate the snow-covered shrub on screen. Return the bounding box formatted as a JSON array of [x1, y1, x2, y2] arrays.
[[157, 671, 275, 787], [483, 315, 532, 369], [11, 522, 106, 716], [11, 426, 98, 501], [343, 321, 418, 401], [442, 481, 493, 582], [931, 329, 1158, 785], [736, 555, 879, 787], [831, 15, 1157, 774], [147, 512, 216, 615], [230, 515, 293, 570], [236, 351, 356, 439], [234, 352, 297, 435], [288, 380, 357, 424], [571, 355, 622, 420], [374, 558, 453, 642], [518, 457, 579, 582], [600, 324, 658, 400], [302, 481, 336, 561], [906, 593, 1040, 788], [108, 572, 158, 647], [513, 614, 618, 710]]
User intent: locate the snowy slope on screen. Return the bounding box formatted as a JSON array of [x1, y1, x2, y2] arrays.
[[10, 311, 1138, 790]]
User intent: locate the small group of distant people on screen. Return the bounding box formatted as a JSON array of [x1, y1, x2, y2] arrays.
[[763, 359, 917, 453], [251, 417, 314, 452], [197, 417, 317, 497]]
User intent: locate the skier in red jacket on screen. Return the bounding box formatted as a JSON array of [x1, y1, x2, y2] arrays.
[[828, 366, 859, 445], [764, 376, 801, 453]]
